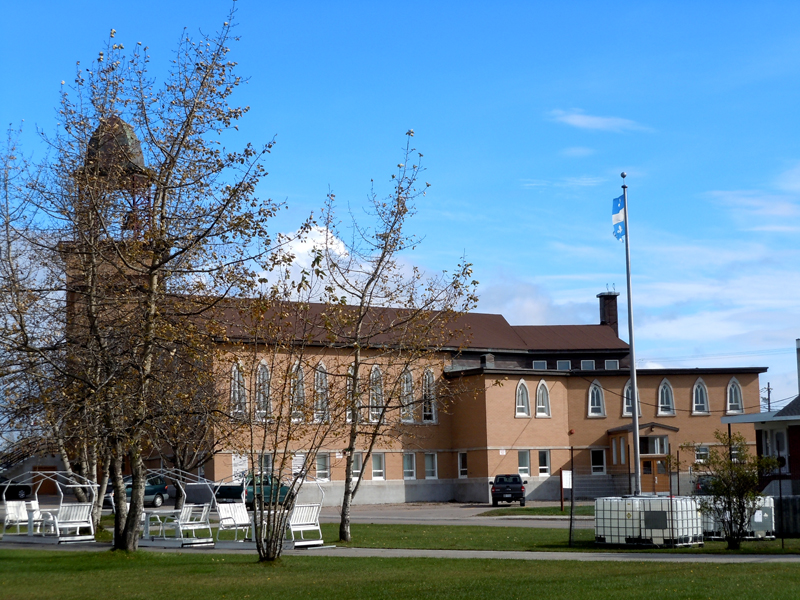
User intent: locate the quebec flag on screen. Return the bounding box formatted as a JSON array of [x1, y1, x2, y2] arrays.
[[612, 195, 626, 240]]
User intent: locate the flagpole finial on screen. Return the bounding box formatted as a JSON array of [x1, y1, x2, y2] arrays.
[[621, 172, 627, 179]]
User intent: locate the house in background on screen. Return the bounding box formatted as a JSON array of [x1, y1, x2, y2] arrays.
[[204, 292, 766, 504], [722, 339, 800, 496]]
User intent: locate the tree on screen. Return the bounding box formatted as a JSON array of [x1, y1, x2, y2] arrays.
[[317, 131, 479, 542], [0, 8, 278, 551], [690, 430, 777, 550]]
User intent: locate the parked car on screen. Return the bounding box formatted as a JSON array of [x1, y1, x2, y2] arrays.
[[693, 475, 715, 495], [215, 473, 292, 509], [103, 475, 169, 509], [490, 474, 527, 506], [0, 476, 31, 500]]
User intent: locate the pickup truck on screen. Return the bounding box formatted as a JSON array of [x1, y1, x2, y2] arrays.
[[215, 473, 293, 509], [490, 474, 527, 506]]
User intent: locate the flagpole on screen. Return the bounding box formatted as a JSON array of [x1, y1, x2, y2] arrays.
[[621, 172, 642, 496]]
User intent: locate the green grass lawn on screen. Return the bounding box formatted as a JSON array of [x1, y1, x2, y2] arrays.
[[1, 550, 799, 600], [476, 505, 595, 517]]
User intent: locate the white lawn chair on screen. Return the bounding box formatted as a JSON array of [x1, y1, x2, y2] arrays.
[[3, 501, 28, 533], [216, 503, 252, 541], [286, 503, 323, 547], [41, 502, 94, 537], [160, 503, 212, 539]]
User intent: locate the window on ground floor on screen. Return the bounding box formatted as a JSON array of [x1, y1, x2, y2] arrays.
[[315, 453, 330, 481], [458, 452, 468, 478], [352, 452, 362, 478], [538, 450, 550, 475], [403, 453, 416, 480], [612, 438, 618, 465], [372, 453, 385, 480], [591, 449, 606, 474], [424, 453, 437, 479], [518, 450, 530, 476]]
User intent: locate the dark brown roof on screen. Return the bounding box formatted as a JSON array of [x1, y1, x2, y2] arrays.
[[775, 395, 800, 418], [512, 325, 629, 352]]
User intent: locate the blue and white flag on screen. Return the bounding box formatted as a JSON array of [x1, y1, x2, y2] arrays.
[[612, 194, 626, 240]]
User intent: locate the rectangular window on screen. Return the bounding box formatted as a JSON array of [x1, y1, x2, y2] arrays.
[[518, 450, 530, 476], [315, 453, 330, 481], [532, 360, 547, 370], [403, 453, 416, 479], [591, 449, 606, 474], [620, 438, 626, 465], [581, 360, 595, 370], [292, 453, 306, 478], [424, 453, 437, 479], [258, 453, 273, 475], [640, 435, 669, 455], [605, 360, 620, 370], [695, 447, 709, 464], [458, 452, 468, 478], [612, 438, 618, 465], [352, 452, 362, 478], [556, 360, 571, 371], [372, 453, 385, 480], [538, 450, 550, 475]]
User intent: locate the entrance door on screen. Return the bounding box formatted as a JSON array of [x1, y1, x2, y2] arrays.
[[640, 457, 670, 493]]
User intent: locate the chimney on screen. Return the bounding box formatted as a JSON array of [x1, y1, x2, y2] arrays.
[[597, 292, 620, 336], [796, 339, 800, 396]]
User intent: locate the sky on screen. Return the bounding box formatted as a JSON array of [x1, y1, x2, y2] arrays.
[[3, 1, 800, 407]]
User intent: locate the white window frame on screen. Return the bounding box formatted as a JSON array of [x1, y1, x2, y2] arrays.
[[403, 453, 416, 480], [692, 378, 710, 415], [556, 360, 571, 371], [535, 380, 550, 418], [532, 360, 547, 370], [258, 453, 273, 476], [369, 365, 383, 423], [588, 381, 606, 417], [352, 452, 362, 478], [400, 370, 414, 423], [424, 453, 437, 479], [515, 380, 531, 417], [657, 378, 675, 416], [591, 449, 606, 475], [292, 453, 306, 478], [581, 360, 595, 370], [314, 363, 329, 422], [422, 369, 437, 423], [458, 452, 468, 478], [315, 453, 330, 481], [622, 380, 642, 417], [372, 453, 385, 480], [538, 450, 550, 475], [256, 362, 270, 419], [291, 362, 305, 422], [605, 359, 620, 370], [694, 446, 709, 464], [518, 450, 530, 476], [231, 363, 247, 417], [727, 378, 744, 414]]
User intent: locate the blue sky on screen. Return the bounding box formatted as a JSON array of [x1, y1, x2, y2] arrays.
[[3, 1, 800, 406]]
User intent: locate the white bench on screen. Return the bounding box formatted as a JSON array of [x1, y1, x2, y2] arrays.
[[3, 501, 28, 533], [286, 503, 323, 547], [160, 503, 212, 539], [42, 502, 94, 537], [216, 503, 252, 541]]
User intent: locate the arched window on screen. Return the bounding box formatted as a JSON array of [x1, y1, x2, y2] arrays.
[[623, 380, 642, 417], [693, 378, 709, 414], [256, 363, 270, 419], [314, 363, 329, 422], [346, 364, 360, 423], [401, 370, 414, 422], [515, 380, 531, 417], [231, 363, 247, 417], [369, 366, 384, 422], [291, 363, 305, 422], [588, 382, 605, 417], [422, 369, 436, 423], [657, 379, 675, 416], [535, 381, 550, 417], [727, 378, 743, 414]]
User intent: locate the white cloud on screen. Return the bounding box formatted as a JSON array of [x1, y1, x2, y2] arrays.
[[560, 146, 595, 157], [776, 161, 800, 193], [549, 109, 650, 133]]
